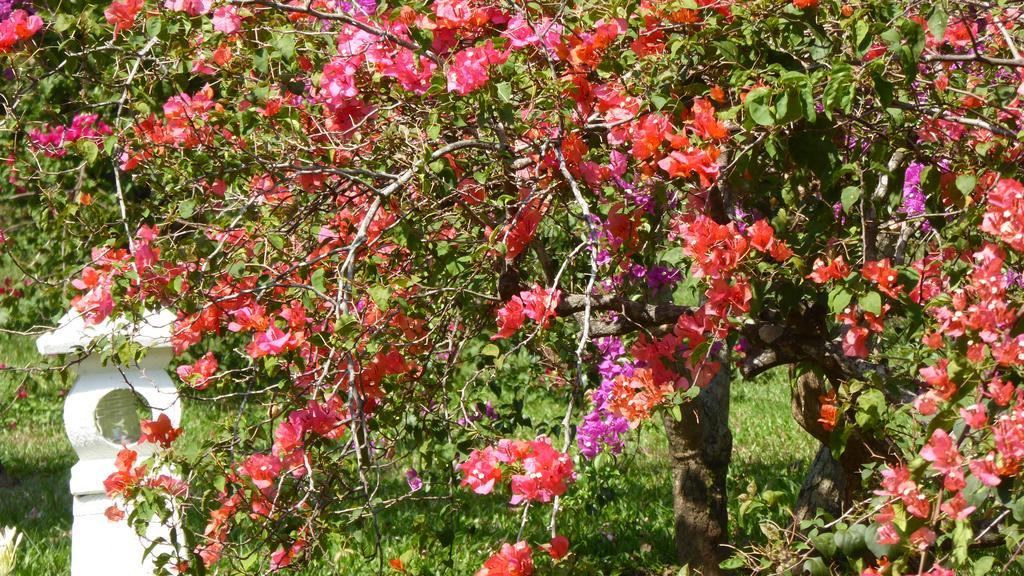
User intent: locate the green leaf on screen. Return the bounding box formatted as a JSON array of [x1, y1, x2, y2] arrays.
[[368, 285, 391, 309], [273, 33, 296, 60], [823, 65, 855, 117], [310, 268, 326, 293], [955, 174, 977, 195], [54, 13, 76, 33], [745, 88, 776, 126], [775, 90, 803, 125], [926, 5, 949, 46], [75, 140, 99, 163], [828, 287, 853, 315], [853, 20, 871, 56], [840, 186, 861, 214], [494, 82, 513, 103], [803, 558, 828, 576], [178, 199, 196, 219], [855, 388, 885, 428], [268, 234, 285, 250], [481, 343, 500, 357], [952, 520, 972, 565], [810, 532, 836, 558], [974, 557, 996, 576], [718, 556, 745, 570], [860, 291, 882, 315]]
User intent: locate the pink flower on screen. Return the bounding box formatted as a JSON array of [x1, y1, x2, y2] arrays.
[[876, 523, 900, 545], [492, 296, 525, 340], [459, 448, 502, 495], [842, 325, 870, 358], [176, 351, 218, 390], [246, 326, 292, 358], [960, 403, 988, 428], [476, 541, 533, 576], [0, 10, 43, 52], [446, 41, 508, 95], [320, 57, 360, 110], [373, 47, 436, 95], [273, 420, 304, 457], [940, 492, 976, 519], [239, 454, 282, 490], [164, 0, 211, 16], [503, 16, 562, 50], [909, 526, 936, 550], [968, 453, 1002, 486], [920, 429, 962, 475], [507, 438, 575, 505], [519, 285, 560, 327], [104, 0, 145, 34], [211, 5, 240, 34]]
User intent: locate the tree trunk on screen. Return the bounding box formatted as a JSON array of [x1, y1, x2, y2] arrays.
[[789, 371, 894, 519], [663, 367, 732, 575], [795, 444, 846, 519]]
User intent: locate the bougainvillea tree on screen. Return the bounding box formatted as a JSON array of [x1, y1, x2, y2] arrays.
[[3, 0, 1024, 573]]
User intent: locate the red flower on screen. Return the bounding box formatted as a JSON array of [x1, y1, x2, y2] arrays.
[[459, 448, 502, 495], [508, 439, 575, 504], [657, 147, 720, 188], [519, 285, 560, 327], [842, 325, 869, 358], [139, 413, 182, 448], [817, 393, 839, 431], [176, 351, 218, 390], [540, 535, 569, 560], [239, 454, 283, 490], [105, 505, 125, 522], [807, 256, 850, 284], [503, 207, 542, 261], [104, 448, 145, 497], [270, 539, 306, 572], [104, 0, 144, 35], [689, 98, 727, 141], [746, 220, 793, 262], [606, 368, 674, 425], [476, 541, 534, 576], [862, 259, 901, 298], [446, 41, 508, 95], [492, 296, 525, 340], [793, 0, 819, 7]]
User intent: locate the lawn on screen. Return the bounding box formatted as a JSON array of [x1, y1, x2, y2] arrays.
[[0, 331, 816, 575]]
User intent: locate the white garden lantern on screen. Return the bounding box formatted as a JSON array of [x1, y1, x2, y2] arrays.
[[36, 309, 181, 576]]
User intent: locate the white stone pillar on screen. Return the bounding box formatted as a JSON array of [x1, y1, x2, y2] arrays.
[[37, 310, 181, 576]]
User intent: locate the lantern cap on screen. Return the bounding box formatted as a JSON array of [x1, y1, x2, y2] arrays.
[[36, 309, 176, 356]]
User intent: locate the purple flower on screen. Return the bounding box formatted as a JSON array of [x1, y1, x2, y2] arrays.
[[646, 266, 681, 291], [900, 162, 932, 231], [405, 468, 423, 492], [577, 412, 629, 459], [338, 0, 376, 15]]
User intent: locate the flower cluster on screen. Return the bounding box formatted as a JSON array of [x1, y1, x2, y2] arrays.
[[475, 536, 568, 576], [0, 7, 41, 53], [577, 337, 632, 459], [459, 437, 575, 505], [28, 114, 112, 158], [492, 285, 561, 340]]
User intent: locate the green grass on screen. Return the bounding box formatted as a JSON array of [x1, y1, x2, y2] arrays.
[[0, 332, 815, 575]]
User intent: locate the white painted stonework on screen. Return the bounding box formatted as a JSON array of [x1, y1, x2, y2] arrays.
[[37, 309, 181, 576]]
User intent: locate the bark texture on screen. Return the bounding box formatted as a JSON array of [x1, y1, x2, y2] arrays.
[[663, 367, 732, 575], [788, 370, 898, 519]]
